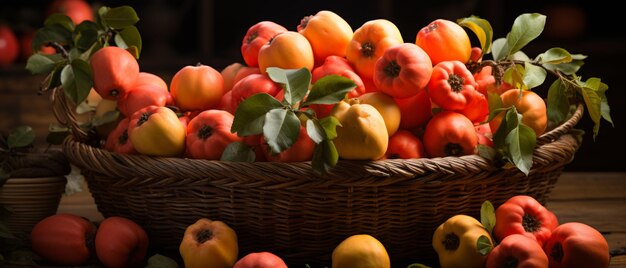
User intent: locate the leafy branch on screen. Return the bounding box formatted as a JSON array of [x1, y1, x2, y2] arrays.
[[225, 67, 355, 174], [26, 6, 141, 105], [461, 13, 612, 174]]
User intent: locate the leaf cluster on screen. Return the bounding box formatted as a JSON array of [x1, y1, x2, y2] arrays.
[[461, 13, 612, 174], [224, 67, 355, 174], [24, 6, 141, 145]]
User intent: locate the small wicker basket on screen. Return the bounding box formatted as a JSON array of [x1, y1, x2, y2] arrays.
[[52, 87, 583, 265]]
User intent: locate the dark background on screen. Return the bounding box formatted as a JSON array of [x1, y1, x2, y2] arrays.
[[1, 0, 625, 171]]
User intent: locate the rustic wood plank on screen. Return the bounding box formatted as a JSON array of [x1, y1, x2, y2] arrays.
[[550, 172, 626, 200]]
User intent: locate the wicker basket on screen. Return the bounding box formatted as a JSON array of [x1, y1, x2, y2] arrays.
[[52, 87, 583, 265], [0, 176, 67, 237]]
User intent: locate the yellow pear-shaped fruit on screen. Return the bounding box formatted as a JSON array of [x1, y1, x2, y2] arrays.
[[331, 100, 388, 160], [357, 92, 401, 136], [332, 234, 391, 268]]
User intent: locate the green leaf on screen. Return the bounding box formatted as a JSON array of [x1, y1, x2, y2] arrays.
[[480, 200, 496, 234], [506, 123, 536, 175], [231, 93, 284, 136], [547, 79, 570, 128], [144, 254, 179, 268], [114, 26, 142, 59], [306, 119, 325, 144], [492, 108, 517, 153], [538, 47, 572, 64], [570, 54, 588, 60], [523, 62, 546, 89], [312, 140, 339, 174], [74, 20, 100, 52], [457, 15, 493, 54], [577, 77, 611, 138], [543, 60, 585, 75], [48, 65, 64, 89], [102, 6, 139, 29], [506, 13, 546, 55], [32, 24, 72, 53], [25, 53, 60, 74], [303, 75, 356, 106], [266, 67, 311, 106], [319, 116, 341, 140], [486, 92, 504, 122], [502, 64, 524, 89], [477, 235, 493, 256], [510, 51, 531, 62], [97, 6, 111, 28], [477, 144, 497, 161], [263, 109, 301, 154], [44, 13, 75, 32], [220, 142, 256, 162], [61, 59, 93, 105], [7, 126, 35, 149], [491, 37, 508, 61]]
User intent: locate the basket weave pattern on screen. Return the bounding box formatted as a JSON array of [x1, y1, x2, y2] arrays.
[[53, 87, 583, 264]]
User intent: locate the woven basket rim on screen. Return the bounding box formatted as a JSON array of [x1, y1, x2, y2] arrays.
[[58, 101, 584, 184]]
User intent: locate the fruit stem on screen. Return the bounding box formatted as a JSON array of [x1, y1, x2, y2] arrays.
[[447, 74, 465, 93], [48, 42, 69, 59], [361, 42, 375, 58], [196, 229, 213, 244], [384, 61, 401, 78], [522, 213, 541, 233]]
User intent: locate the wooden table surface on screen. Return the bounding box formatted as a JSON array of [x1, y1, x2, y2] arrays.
[[10, 172, 626, 267]]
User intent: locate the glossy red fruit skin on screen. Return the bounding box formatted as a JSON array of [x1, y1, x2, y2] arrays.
[[30, 213, 96, 266], [95, 216, 149, 268]]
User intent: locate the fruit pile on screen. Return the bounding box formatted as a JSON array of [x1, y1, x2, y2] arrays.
[[26, 5, 610, 175]]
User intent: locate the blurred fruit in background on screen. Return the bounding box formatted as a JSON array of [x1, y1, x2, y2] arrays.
[[0, 25, 19, 67], [47, 0, 94, 25]]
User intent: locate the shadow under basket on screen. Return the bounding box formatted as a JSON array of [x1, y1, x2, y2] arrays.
[[54, 88, 584, 265], [0, 176, 67, 237]]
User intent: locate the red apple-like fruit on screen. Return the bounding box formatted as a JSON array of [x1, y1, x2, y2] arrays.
[[0, 25, 19, 66], [233, 252, 288, 268], [95, 216, 149, 268], [47, 0, 94, 25]]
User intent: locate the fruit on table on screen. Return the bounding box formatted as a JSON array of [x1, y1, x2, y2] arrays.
[[233, 252, 288, 268], [179, 218, 239, 268], [47, 0, 94, 25], [30, 213, 96, 266], [258, 31, 314, 74], [185, 109, 241, 160], [486, 234, 549, 268], [128, 105, 186, 157], [432, 215, 493, 268], [297, 10, 353, 66], [543, 222, 610, 268], [331, 99, 389, 160], [241, 21, 287, 67], [373, 43, 432, 99], [427, 60, 479, 111], [0, 25, 19, 66], [95, 216, 149, 268], [170, 64, 225, 111], [346, 19, 403, 79], [415, 19, 472, 65], [357, 92, 401, 136], [332, 234, 390, 268], [90, 46, 140, 100], [490, 89, 548, 137], [494, 195, 559, 247], [423, 111, 478, 157]]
